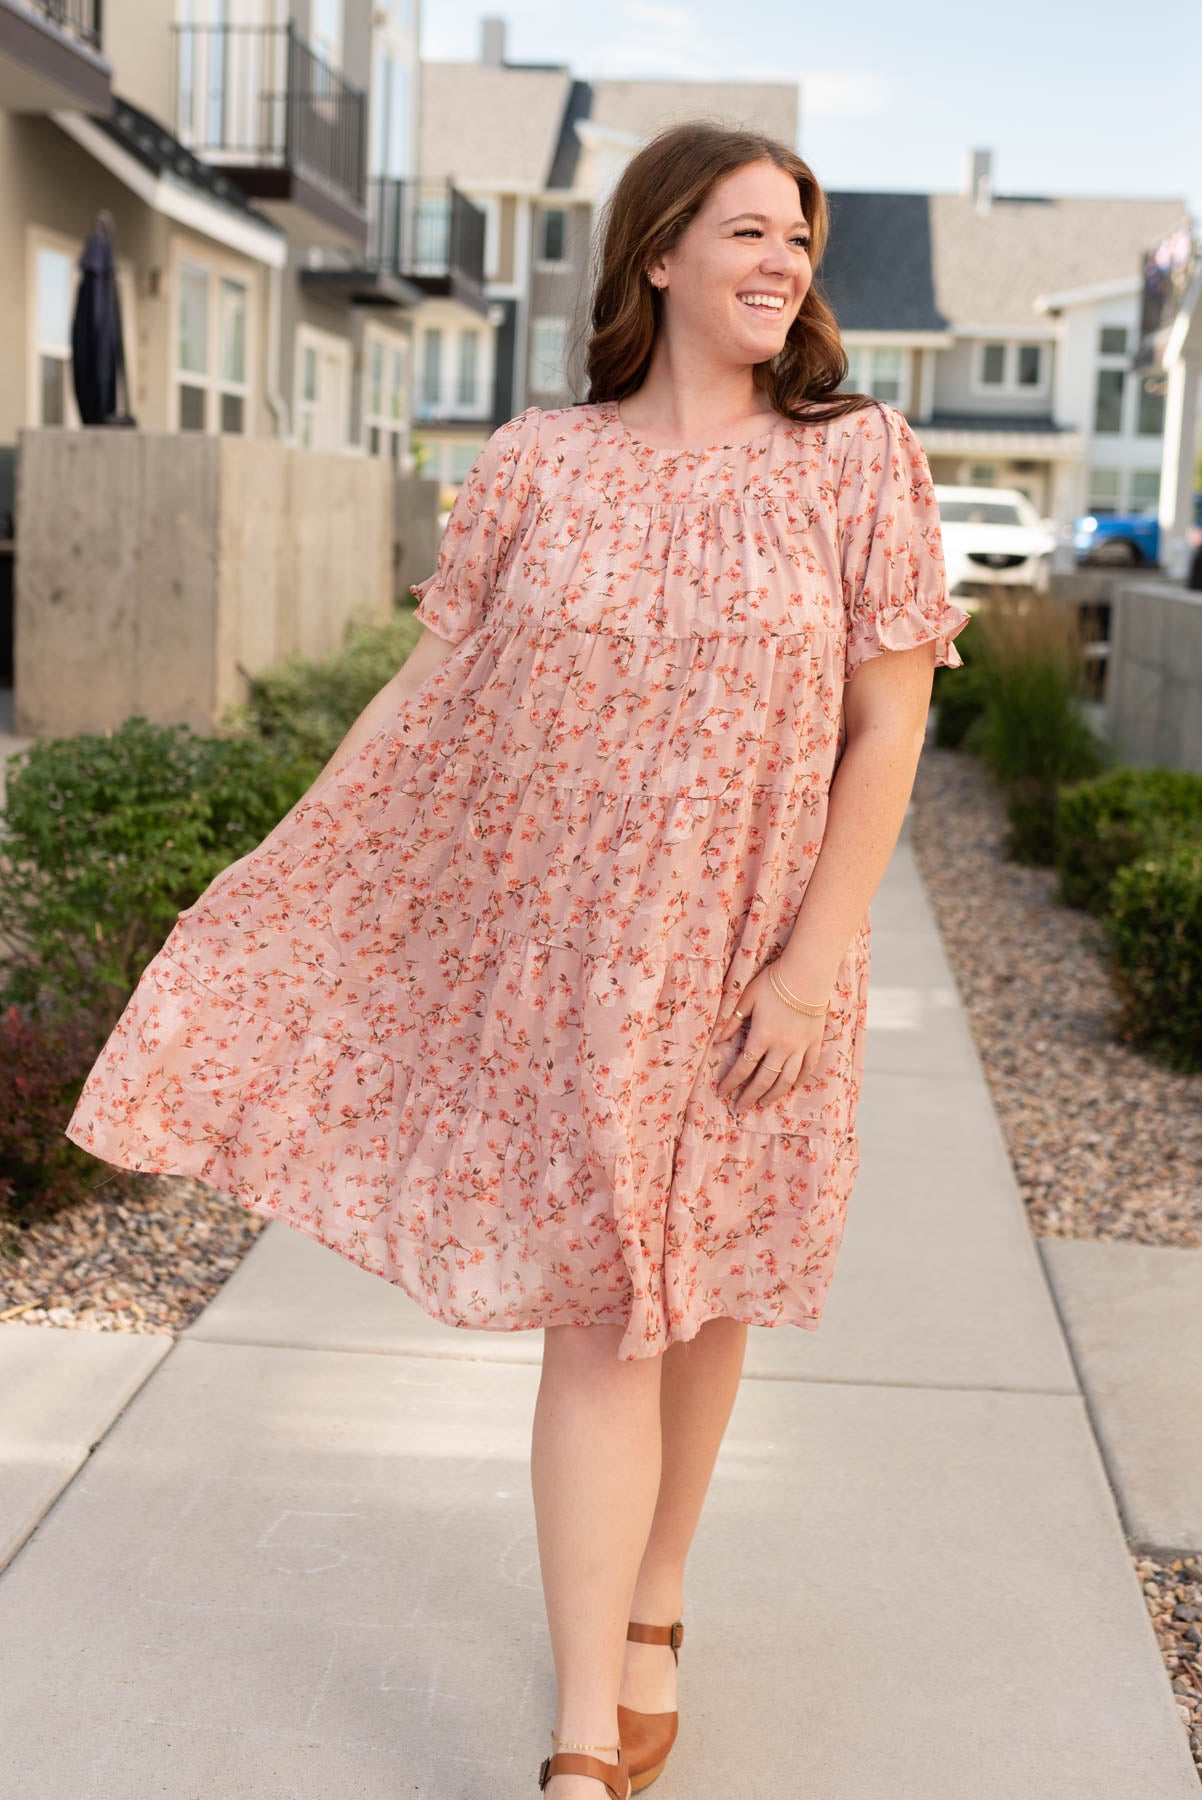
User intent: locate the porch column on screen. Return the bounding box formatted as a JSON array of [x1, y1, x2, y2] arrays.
[[1159, 353, 1200, 581]]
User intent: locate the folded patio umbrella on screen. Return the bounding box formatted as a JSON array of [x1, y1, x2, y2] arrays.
[[70, 211, 135, 427]]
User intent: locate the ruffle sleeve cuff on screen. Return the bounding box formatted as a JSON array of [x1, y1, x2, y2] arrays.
[[411, 405, 542, 646], [835, 400, 971, 680]]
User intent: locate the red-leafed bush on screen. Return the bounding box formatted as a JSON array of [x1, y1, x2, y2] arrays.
[[0, 1002, 121, 1225]]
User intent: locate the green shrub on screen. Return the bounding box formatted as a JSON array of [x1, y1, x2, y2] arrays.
[[0, 718, 317, 1029], [1054, 767, 1202, 915], [971, 594, 1111, 864], [1103, 839, 1202, 1073], [221, 605, 423, 767]]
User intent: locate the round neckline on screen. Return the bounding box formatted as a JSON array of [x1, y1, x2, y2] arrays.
[[600, 398, 786, 458]]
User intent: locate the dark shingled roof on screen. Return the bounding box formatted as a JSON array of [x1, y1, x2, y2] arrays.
[[819, 192, 947, 332]]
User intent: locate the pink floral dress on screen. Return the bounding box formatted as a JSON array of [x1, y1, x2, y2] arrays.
[[65, 398, 969, 1361]]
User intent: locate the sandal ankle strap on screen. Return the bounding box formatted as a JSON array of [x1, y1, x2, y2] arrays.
[[626, 1618, 684, 1663], [539, 1746, 629, 1797]]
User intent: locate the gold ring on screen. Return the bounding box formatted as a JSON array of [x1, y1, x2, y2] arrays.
[[734, 1009, 746, 1019]]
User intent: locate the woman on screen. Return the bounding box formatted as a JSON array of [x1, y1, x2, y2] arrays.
[[66, 123, 969, 1797]]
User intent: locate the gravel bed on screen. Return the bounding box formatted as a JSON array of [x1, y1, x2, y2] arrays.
[[909, 741, 1202, 1774], [0, 1170, 266, 1332], [908, 745, 1202, 1248]]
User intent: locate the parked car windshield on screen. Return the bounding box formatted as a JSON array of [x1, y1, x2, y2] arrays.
[[939, 500, 1025, 526]]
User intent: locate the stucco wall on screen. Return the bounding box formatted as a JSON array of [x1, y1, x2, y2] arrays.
[[15, 428, 393, 737]]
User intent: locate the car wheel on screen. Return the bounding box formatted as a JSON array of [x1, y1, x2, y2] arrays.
[[1091, 538, 1141, 566]]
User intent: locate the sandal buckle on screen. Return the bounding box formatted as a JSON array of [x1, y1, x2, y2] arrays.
[[670, 1621, 683, 1649], [538, 1753, 551, 1789]]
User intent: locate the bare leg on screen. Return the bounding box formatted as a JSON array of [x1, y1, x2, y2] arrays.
[[532, 1321, 664, 1798], [619, 1317, 749, 1712]]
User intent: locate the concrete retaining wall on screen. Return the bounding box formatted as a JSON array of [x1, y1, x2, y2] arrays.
[[14, 428, 395, 737], [1104, 576, 1202, 772]]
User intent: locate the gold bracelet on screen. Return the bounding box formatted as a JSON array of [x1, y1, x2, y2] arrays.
[[769, 963, 829, 1017]]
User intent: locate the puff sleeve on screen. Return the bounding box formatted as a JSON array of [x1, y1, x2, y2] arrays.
[[835, 401, 971, 680], [410, 405, 542, 645]]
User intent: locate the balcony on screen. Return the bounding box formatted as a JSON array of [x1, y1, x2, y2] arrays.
[[0, 0, 111, 112], [172, 22, 366, 249], [368, 178, 489, 317]]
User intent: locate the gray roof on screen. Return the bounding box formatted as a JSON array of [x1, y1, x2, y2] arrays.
[[820, 190, 1189, 332]]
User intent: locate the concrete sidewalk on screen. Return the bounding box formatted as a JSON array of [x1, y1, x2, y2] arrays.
[[0, 802, 1199, 1797]]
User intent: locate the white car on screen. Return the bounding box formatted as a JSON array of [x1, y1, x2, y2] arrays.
[[934, 485, 1058, 594]]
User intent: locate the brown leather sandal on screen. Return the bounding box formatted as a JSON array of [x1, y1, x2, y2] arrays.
[[538, 1742, 631, 1797], [617, 1619, 684, 1792]]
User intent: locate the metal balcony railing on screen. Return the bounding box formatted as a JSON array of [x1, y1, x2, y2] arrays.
[[368, 178, 486, 286], [172, 22, 366, 210], [25, 0, 102, 51]]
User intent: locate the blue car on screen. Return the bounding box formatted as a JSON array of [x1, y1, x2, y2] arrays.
[[1074, 492, 1202, 566]]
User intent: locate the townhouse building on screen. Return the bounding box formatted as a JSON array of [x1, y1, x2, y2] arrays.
[[793, 152, 1187, 528], [0, 0, 489, 472]]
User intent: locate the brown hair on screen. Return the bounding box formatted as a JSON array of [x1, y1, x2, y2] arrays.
[[570, 119, 874, 425]]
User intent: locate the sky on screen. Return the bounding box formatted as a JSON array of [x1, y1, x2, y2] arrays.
[[420, 0, 1202, 226]]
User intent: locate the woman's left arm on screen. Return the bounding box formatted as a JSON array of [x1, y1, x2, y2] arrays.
[[774, 641, 936, 1003]]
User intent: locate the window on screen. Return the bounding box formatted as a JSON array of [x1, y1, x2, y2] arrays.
[[456, 329, 479, 406], [420, 328, 442, 410], [1093, 367, 1125, 435], [1099, 325, 1127, 356], [218, 277, 248, 433], [1136, 374, 1165, 437], [371, 50, 408, 178], [175, 260, 250, 435], [969, 463, 996, 485], [1086, 467, 1122, 513], [1129, 469, 1160, 513], [414, 191, 450, 270], [449, 439, 478, 481], [34, 246, 77, 427], [363, 328, 406, 461], [842, 345, 907, 408], [1017, 344, 1042, 386], [473, 195, 501, 280], [974, 341, 1045, 393], [981, 343, 1006, 385], [177, 261, 208, 431], [539, 208, 568, 264], [295, 325, 349, 450], [312, 0, 342, 67], [530, 317, 567, 393]]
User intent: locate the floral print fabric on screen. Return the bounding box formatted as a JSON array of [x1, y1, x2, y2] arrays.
[[65, 398, 969, 1361]]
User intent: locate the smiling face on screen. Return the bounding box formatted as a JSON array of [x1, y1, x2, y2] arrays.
[[646, 159, 814, 364]]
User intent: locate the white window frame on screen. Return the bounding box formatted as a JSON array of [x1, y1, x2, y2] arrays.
[[970, 340, 1050, 397], [530, 314, 568, 394], [842, 342, 912, 412], [361, 321, 408, 462], [533, 205, 570, 272], [171, 247, 253, 436], [295, 321, 351, 450], [27, 225, 137, 429]]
